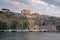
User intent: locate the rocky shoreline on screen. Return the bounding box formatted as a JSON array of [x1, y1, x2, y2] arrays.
[[0, 30, 58, 32]]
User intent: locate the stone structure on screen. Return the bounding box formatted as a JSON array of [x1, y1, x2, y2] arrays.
[[29, 25, 40, 30], [21, 9, 31, 17], [31, 13, 40, 18]]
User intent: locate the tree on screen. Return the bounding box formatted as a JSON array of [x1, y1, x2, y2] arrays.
[[19, 15, 29, 30], [49, 17, 56, 20], [10, 21, 17, 29], [56, 26, 60, 31], [0, 21, 7, 30], [1, 8, 10, 12], [23, 22, 28, 30]]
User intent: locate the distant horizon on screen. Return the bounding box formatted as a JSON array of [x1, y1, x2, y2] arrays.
[[0, 0, 60, 17]]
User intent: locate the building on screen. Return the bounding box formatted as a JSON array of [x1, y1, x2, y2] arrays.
[[29, 25, 40, 30], [21, 9, 31, 17], [27, 15, 41, 30], [47, 24, 57, 31], [31, 13, 40, 18]]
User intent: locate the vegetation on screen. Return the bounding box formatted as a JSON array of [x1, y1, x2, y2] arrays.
[[1, 8, 10, 12], [56, 26, 60, 31], [23, 22, 28, 30], [49, 17, 56, 20], [0, 21, 7, 30], [20, 15, 29, 30], [10, 21, 17, 29]]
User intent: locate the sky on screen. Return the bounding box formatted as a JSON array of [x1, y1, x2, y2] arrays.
[[0, 0, 60, 17]]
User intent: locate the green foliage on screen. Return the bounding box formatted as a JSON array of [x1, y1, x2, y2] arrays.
[[23, 22, 28, 30], [50, 17, 54, 19], [1, 8, 10, 12], [49, 17, 56, 20], [10, 21, 17, 29], [0, 21, 7, 30], [56, 26, 60, 30], [1, 8, 10, 11]]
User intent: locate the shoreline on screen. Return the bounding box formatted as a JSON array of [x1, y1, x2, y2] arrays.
[[0, 30, 58, 32]]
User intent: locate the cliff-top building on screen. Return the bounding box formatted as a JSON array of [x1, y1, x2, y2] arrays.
[[31, 13, 40, 18], [21, 9, 31, 17]]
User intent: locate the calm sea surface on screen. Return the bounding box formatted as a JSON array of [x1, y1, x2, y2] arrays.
[[0, 32, 60, 40]]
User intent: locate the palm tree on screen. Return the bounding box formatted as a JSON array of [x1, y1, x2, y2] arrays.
[[1, 8, 10, 13]]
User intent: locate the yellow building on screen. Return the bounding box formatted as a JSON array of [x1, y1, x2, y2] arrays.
[[21, 9, 31, 17], [29, 25, 40, 30], [31, 13, 40, 18]]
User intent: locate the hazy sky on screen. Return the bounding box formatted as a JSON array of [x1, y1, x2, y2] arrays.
[[0, 0, 60, 17]]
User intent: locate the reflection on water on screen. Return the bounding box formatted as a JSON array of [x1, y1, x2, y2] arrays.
[[0, 32, 60, 40]]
